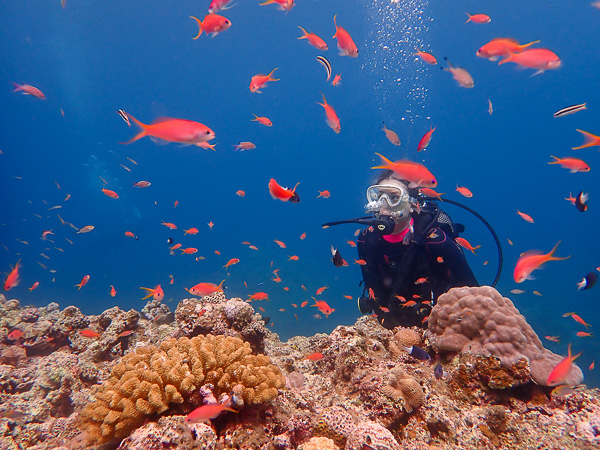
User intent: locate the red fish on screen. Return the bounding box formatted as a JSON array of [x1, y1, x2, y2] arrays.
[[476, 38, 539, 61], [184, 228, 199, 235], [414, 48, 437, 65], [75, 275, 90, 291], [233, 142, 256, 151], [332, 74, 342, 86], [546, 344, 581, 386], [572, 129, 600, 150], [516, 210, 534, 223], [317, 190, 331, 198], [372, 153, 437, 188], [4, 260, 21, 291], [259, 0, 294, 12], [223, 258, 240, 269], [140, 284, 164, 301], [456, 185, 473, 198], [188, 280, 225, 296], [297, 26, 328, 50], [7, 329, 24, 340], [28, 281, 39, 292], [208, 0, 233, 14], [499, 49, 561, 74], [101, 187, 119, 199], [12, 82, 46, 99], [513, 241, 570, 283], [190, 14, 231, 39], [124, 231, 138, 240], [41, 229, 54, 240], [455, 237, 481, 255], [250, 68, 279, 93], [269, 179, 300, 202], [548, 156, 590, 173], [465, 13, 491, 24], [381, 123, 401, 146], [79, 329, 101, 338], [316, 92, 341, 134], [162, 221, 177, 229], [252, 114, 273, 127], [121, 113, 216, 146], [181, 248, 198, 255], [332, 15, 358, 57], [316, 285, 328, 295], [109, 285, 117, 297], [185, 400, 237, 424], [132, 181, 151, 188], [417, 125, 436, 151], [311, 298, 335, 317], [304, 352, 325, 361], [248, 292, 269, 301]]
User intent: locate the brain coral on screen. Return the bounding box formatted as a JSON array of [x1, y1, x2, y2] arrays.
[[80, 334, 285, 444], [380, 367, 425, 413], [345, 421, 400, 450], [313, 406, 357, 447], [427, 286, 583, 386]]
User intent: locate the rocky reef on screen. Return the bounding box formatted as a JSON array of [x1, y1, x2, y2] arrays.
[[1, 287, 599, 449]]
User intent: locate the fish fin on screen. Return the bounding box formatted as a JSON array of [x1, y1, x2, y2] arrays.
[[530, 70, 544, 77], [267, 67, 279, 81], [221, 2, 237, 10], [259, 0, 276, 4], [572, 129, 600, 150], [139, 287, 154, 300], [120, 113, 148, 144], [332, 15, 338, 37], [464, 12, 472, 24], [11, 82, 23, 93], [297, 26, 308, 39], [498, 52, 514, 65], [190, 16, 203, 39], [520, 40, 540, 50]]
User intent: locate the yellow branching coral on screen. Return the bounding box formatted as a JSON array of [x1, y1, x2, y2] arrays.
[[80, 334, 285, 444]]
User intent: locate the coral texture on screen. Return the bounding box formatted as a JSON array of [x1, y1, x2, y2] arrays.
[[427, 286, 584, 386], [390, 326, 422, 349], [345, 421, 401, 450], [380, 367, 425, 413], [299, 436, 339, 450], [80, 334, 285, 444], [312, 406, 357, 447]]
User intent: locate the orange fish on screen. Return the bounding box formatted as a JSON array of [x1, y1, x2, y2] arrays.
[[79, 329, 101, 338], [140, 284, 164, 301], [41, 229, 54, 240], [236, 190, 246, 197], [456, 185, 473, 198], [185, 400, 237, 424], [249, 245, 258, 251], [332, 15, 358, 57], [121, 113, 215, 146], [162, 221, 177, 229], [455, 237, 481, 255], [259, 0, 294, 11], [354, 259, 367, 265], [12, 82, 46, 99], [304, 352, 325, 361], [516, 210, 534, 223], [381, 123, 401, 146], [465, 12, 491, 24], [174, 200, 179, 208], [190, 14, 231, 39], [300, 232, 306, 240], [288, 255, 299, 261], [545, 336, 561, 343], [4, 260, 21, 291], [476, 38, 539, 61], [75, 275, 90, 291], [252, 114, 273, 127], [317, 92, 341, 134], [248, 292, 269, 301], [436, 256, 444, 263], [181, 248, 198, 255], [249, 68, 279, 93], [75, 225, 95, 234], [546, 344, 581, 386], [346, 240, 356, 247], [132, 181, 151, 188], [297, 26, 328, 50], [118, 330, 135, 337], [414, 47, 437, 65], [208, 221, 214, 230], [28, 281, 39, 292], [234, 141, 256, 151], [223, 258, 240, 269], [311, 298, 335, 317], [372, 153, 437, 188], [564, 312, 592, 329], [548, 156, 590, 173], [343, 295, 353, 300], [576, 331, 593, 337], [300, 300, 308, 307], [572, 129, 600, 150], [269, 179, 300, 203], [316, 285, 328, 295], [417, 125, 436, 151], [101, 187, 119, 199], [419, 188, 445, 200], [109, 285, 117, 297], [124, 231, 138, 240], [499, 48, 561, 74], [401, 300, 417, 308], [184, 228, 199, 235], [7, 329, 24, 340], [188, 280, 225, 296], [170, 243, 182, 251], [315, 190, 331, 199], [590, 361, 595, 371], [513, 241, 570, 283], [332, 74, 342, 86]]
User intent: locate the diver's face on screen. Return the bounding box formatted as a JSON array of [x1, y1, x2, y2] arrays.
[[377, 178, 412, 227]]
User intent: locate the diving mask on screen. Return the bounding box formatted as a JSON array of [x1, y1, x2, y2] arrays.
[[366, 184, 410, 209]]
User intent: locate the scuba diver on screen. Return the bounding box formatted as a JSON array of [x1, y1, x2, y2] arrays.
[[354, 169, 479, 329]]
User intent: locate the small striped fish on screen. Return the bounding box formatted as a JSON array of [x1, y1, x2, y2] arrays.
[[553, 103, 587, 118], [316, 55, 332, 81]]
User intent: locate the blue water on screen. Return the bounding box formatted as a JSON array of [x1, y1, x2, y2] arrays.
[[1, 0, 598, 387]]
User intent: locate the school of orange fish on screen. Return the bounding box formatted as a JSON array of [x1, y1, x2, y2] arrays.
[[5, 0, 600, 388]]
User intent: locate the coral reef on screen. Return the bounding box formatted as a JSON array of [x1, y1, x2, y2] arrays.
[[427, 285, 584, 386], [2, 291, 600, 449], [80, 334, 285, 444]]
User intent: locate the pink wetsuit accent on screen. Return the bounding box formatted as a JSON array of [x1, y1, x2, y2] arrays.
[[382, 218, 414, 243]]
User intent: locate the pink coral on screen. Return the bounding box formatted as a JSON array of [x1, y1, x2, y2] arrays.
[[427, 286, 583, 386]]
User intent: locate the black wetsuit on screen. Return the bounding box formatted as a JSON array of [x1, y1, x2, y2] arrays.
[[357, 203, 478, 329]]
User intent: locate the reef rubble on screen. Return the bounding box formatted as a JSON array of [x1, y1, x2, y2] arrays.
[[0, 287, 599, 450]]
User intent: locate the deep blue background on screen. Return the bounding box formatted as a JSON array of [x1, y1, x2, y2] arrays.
[[1, 0, 598, 386]]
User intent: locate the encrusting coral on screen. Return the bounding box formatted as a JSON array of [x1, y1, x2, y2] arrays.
[[427, 286, 584, 386], [380, 367, 425, 413], [80, 334, 285, 444]]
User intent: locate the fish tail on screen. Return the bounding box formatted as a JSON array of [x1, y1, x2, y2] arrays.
[[332, 15, 338, 37], [120, 113, 148, 145], [498, 52, 514, 65], [372, 152, 393, 169], [190, 16, 203, 39], [548, 240, 571, 261], [267, 67, 279, 81], [139, 287, 153, 300], [547, 155, 560, 164], [297, 26, 308, 39], [464, 12, 472, 24], [75, 283, 82, 291], [520, 40, 540, 51], [217, 279, 225, 291], [259, 0, 276, 5], [572, 129, 600, 150], [11, 82, 23, 93], [320, 91, 327, 105]]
